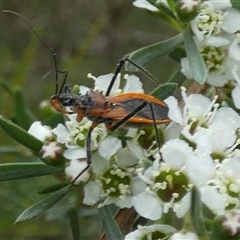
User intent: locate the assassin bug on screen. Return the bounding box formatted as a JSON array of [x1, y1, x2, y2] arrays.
[[3, 10, 171, 184]]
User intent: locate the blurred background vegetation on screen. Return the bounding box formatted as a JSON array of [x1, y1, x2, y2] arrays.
[[0, 1, 177, 239]]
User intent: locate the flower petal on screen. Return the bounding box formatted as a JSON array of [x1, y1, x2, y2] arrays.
[[161, 139, 191, 168], [200, 186, 225, 215], [65, 159, 91, 184], [223, 8, 240, 33], [133, 0, 159, 11], [28, 121, 52, 142], [83, 181, 102, 205], [64, 148, 86, 159], [123, 75, 143, 93], [164, 96, 183, 124], [52, 123, 69, 144], [132, 191, 162, 220], [94, 73, 120, 95], [98, 136, 122, 160]]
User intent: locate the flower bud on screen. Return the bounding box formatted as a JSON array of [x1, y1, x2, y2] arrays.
[[175, 0, 199, 24]]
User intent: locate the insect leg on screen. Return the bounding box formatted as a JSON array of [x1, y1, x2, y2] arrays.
[[105, 58, 126, 97], [149, 103, 161, 151], [109, 101, 161, 151], [110, 101, 148, 131], [105, 57, 160, 97], [71, 125, 94, 185]]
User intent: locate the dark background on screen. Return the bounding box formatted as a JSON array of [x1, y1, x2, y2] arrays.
[[0, 1, 177, 239]]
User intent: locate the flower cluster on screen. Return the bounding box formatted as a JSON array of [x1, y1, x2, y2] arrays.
[[121, 0, 240, 239], [28, 73, 157, 208], [183, 0, 240, 95], [25, 1, 240, 239]]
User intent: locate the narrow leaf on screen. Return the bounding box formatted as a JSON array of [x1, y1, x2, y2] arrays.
[[0, 163, 63, 181], [37, 182, 68, 194], [15, 185, 71, 223], [98, 205, 123, 240], [126, 33, 183, 71], [191, 186, 205, 237], [168, 47, 186, 62], [14, 87, 30, 130], [150, 83, 177, 100], [168, 68, 186, 85], [69, 208, 81, 240], [0, 115, 42, 153], [183, 29, 207, 84], [0, 146, 19, 153], [0, 77, 14, 95]]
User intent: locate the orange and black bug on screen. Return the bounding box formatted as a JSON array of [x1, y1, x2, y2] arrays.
[[50, 58, 170, 182], [4, 10, 171, 183]]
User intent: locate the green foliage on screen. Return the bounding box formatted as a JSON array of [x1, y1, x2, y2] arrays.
[[2, 1, 238, 239], [150, 82, 177, 100], [15, 185, 71, 223], [126, 33, 183, 73], [98, 205, 123, 240], [68, 208, 81, 240], [183, 29, 207, 84], [0, 163, 63, 181], [0, 115, 43, 153], [190, 187, 206, 237]]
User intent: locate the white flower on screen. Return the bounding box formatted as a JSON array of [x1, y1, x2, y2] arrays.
[[165, 88, 240, 215], [83, 146, 141, 208], [133, 0, 160, 12], [170, 231, 199, 240], [181, 41, 240, 87], [125, 224, 176, 240], [132, 160, 192, 220], [28, 121, 53, 142], [182, 1, 240, 88], [231, 62, 240, 109], [65, 159, 91, 184], [165, 87, 218, 126], [52, 116, 108, 160], [190, 1, 240, 46], [85, 73, 144, 96]]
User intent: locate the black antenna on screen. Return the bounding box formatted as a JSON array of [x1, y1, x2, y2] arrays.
[[2, 10, 68, 95]]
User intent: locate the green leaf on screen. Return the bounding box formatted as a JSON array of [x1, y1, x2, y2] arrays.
[[191, 186, 206, 237], [169, 47, 186, 62], [168, 68, 186, 85], [0, 77, 14, 95], [126, 33, 183, 71], [0, 163, 63, 181], [148, 1, 182, 31], [150, 83, 177, 100], [69, 208, 81, 240], [232, 0, 240, 10], [15, 185, 71, 223], [37, 182, 68, 194], [0, 146, 19, 153], [98, 205, 123, 240], [183, 29, 207, 84], [0, 115, 43, 153], [14, 87, 30, 130]]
